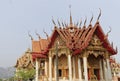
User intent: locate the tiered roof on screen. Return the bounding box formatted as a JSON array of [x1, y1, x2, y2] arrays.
[[31, 12, 117, 59]]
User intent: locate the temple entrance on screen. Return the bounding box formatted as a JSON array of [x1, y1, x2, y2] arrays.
[[57, 54, 68, 79], [88, 54, 100, 81]]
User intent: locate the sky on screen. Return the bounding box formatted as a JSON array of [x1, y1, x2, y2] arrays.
[[0, 0, 120, 67]]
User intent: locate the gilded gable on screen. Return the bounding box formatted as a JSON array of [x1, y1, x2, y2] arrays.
[[87, 34, 105, 51], [52, 35, 66, 48]]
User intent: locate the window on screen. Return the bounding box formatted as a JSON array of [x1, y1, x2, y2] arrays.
[[59, 69, 62, 77]]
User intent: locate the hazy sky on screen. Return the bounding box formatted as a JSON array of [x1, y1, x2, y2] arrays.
[[0, 0, 120, 67]]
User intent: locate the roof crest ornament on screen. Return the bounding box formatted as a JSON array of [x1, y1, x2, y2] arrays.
[[104, 26, 112, 40], [35, 31, 41, 39], [116, 46, 118, 53], [65, 21, 68, 27], [90, 14, 93, 24], [57, 19, 61, 27], [79, 19, 82, 28], [76, 21, 79, 27], [62, 21, 64, 27], [84, 17, 87, 27], [97, 8, 101, 22], [43, 29, 49, 39], [28, 31, 33, 40], [52, 17, 56, 27]]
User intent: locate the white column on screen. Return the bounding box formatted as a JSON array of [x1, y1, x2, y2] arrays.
[[106, 59, 112, 81], [73, 57, 76, 80], [103, 59, 108, 81], [45, 59, 47, 76], [68, 54, 72, 81], [49, 56, 52, 81], [83, 56, 88, 81], [78, 58, 82, 81], [54, 58, 56, 81], [35, 58, 39, 81], [99, 60, 103, 81]]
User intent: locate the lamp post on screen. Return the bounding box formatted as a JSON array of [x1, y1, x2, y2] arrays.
[[56, 42, 59, 81]]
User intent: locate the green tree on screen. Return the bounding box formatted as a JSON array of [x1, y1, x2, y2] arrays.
[[0, 79, 2, 81], [15, 68, 35, 81]]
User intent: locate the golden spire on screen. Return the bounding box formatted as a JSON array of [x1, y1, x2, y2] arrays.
[[69, 5, 73, 26]]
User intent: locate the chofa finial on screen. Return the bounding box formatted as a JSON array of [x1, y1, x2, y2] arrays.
[[107, 26, 112, 36], [104, 26, 112, 40], [116, 46, 118, 53], [35, 31, 41, 39], [90, 14, 93, 24], [97, 8, 101, 21], [57, 19, 61, 27], [43, 29, 49, 39], [52, 17, 56, 26], [79, 19, 82, 28], [28, 31, 33, 40], [84, 17, 87, 26]]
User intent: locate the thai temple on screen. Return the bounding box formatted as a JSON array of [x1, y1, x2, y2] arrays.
[[15, 11, 118, 81], [110, 57, 120, 81]]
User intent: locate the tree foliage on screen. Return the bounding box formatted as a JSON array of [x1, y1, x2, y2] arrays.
[[15, 68, 35, 80]]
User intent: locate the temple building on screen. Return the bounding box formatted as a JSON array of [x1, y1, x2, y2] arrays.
[[15, 11, 118, 81], [15, 48, 34, 70], [15, 48, 35, 80], [110, 57, 120, 81]]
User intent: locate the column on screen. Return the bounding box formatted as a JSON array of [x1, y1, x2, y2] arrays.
[[68, 54, 72, 81], [103, 59, 108, 81], [49, 56, 52, 81], [45, 59, 47, 76], [78, 58, 82, 81], [73, 57, 76, 80], [35, 58, 39, 81], [99, 60, 103, 81], [83, 56, 88, 81], [54, 58, 56, 81], [106, 58, 112, 81]]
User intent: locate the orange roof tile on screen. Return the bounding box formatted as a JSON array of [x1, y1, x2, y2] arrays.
[[32, 39, 48, 53]]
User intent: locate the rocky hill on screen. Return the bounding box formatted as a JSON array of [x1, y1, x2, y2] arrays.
[[0, 67, 15, 79]]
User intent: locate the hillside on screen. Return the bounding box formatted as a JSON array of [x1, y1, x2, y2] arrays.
[[0, 67, 15, 79]]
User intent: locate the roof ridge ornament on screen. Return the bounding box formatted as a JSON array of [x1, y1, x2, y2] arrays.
[[57, 19, 61, 27], [43, 29, 49, 39], [52, 17, 56, 26], [62, 21, 64, 27], [28, 31, 33, 40], [79, 19, 82, 28], [104, 26, 112, 40], [84, 17, 87, 27], [35, 31, 41, 39], [90, 14, 93, 24], [97, 8, 101, 22]]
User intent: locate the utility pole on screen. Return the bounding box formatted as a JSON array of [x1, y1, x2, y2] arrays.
[[56, 42, 59, 81]]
